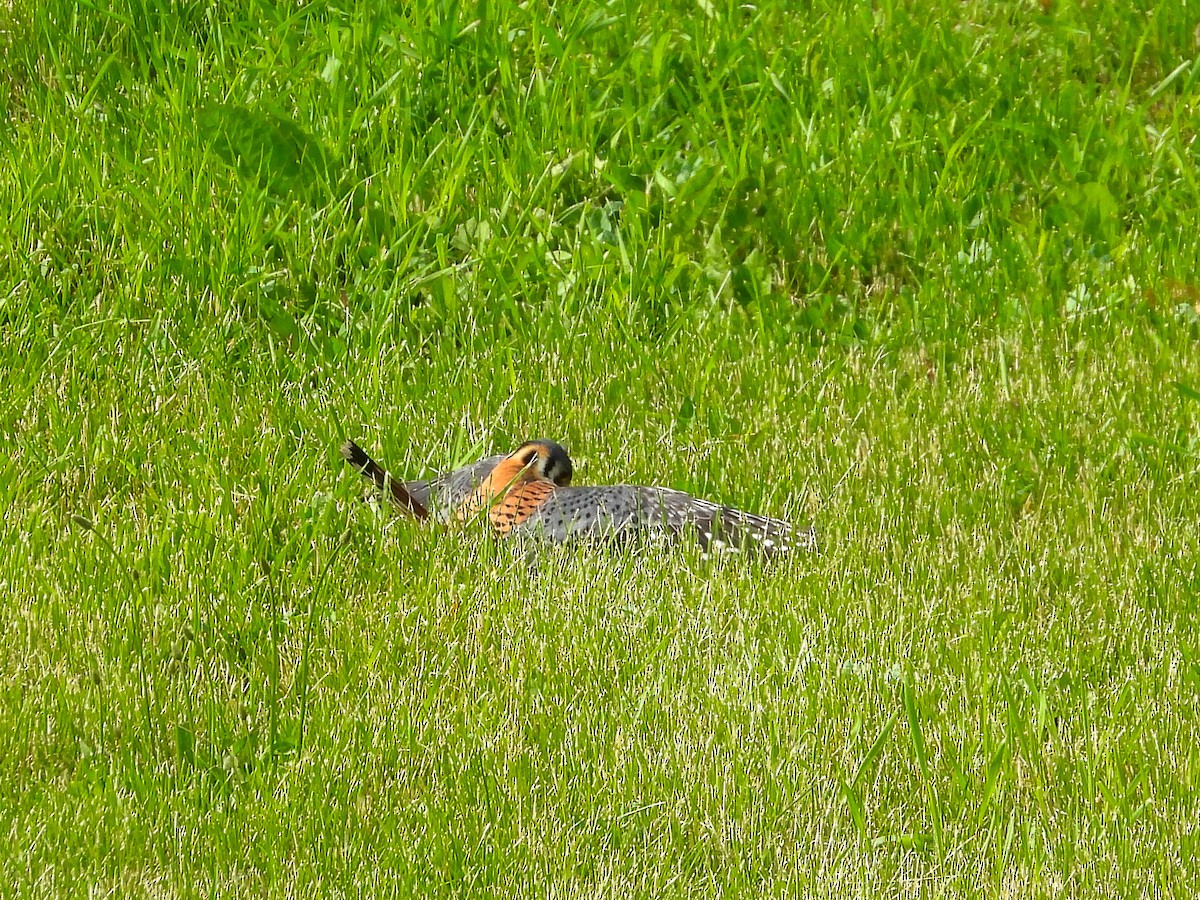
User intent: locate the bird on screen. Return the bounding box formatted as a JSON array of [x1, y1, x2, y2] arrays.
[[340, 438, 813, 556]]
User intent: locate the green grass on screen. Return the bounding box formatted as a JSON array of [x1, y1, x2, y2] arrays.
[[3, 0, 1200, 895]]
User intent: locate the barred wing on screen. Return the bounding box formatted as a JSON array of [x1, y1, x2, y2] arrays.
[[517, 485, 812, 555]]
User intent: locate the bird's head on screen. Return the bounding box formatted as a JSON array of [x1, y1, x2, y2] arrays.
[[509, 439, 573, 486]]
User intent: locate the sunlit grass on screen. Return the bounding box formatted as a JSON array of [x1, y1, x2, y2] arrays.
[[2, 0, 1200, 896]]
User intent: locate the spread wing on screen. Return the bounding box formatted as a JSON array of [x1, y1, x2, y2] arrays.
[[515, 485, 813, 555]]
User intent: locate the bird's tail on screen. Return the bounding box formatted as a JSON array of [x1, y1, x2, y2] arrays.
[[340, 440, 430, 520]]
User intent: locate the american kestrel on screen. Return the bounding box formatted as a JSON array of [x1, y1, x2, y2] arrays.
[[341, 438, 812, 555]]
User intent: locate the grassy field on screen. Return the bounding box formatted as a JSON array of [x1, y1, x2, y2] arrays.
[[3, 0, 1200, 895]]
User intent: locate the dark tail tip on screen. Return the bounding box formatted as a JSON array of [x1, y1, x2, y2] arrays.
[[341, 440, 370, 468]]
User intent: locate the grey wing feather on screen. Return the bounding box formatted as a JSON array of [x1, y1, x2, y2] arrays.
[[660, 494, 816, 554], [508, 486, 634, 542], [518, 485, 813, 555]]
